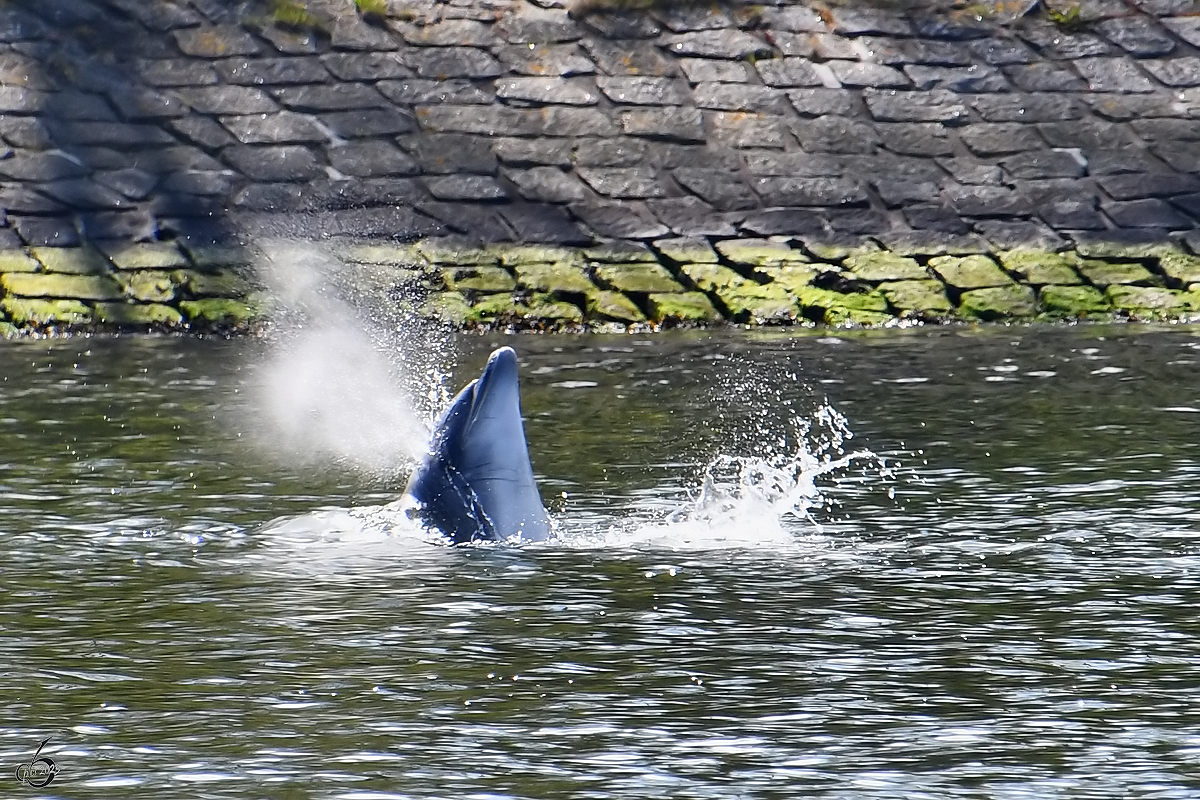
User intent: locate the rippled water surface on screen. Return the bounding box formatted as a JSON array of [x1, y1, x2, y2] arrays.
[[3, 325, 1200, 799]]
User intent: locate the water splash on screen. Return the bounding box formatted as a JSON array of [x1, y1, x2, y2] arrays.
[[243, 241, 452, 478]]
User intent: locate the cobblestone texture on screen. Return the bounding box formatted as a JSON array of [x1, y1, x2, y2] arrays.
[[0, 0, 1198, 334]]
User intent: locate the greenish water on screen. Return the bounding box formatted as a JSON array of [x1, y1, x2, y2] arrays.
[[3, 325, 1200, 798]]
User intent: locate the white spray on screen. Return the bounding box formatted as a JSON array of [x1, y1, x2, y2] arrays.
[[245, 240, 451, 478]]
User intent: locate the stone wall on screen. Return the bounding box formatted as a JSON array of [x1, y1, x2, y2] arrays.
[[0, 0, 1199, 333]]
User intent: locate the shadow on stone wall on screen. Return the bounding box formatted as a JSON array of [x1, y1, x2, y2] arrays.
[[0, 0, 248, 251]]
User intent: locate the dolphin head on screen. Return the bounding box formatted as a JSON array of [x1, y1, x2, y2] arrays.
[[406, 347, 552, 544]]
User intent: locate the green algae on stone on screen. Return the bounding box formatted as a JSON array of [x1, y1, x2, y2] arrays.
[[417, 239, 501, 266], [593, 262, 684, 294], [0, 250, 39, 273], [340, 244, 421, 266], [680, 262, 747, 293], [422, 291, 472, 325], [177, 270, 255, 298], [1157, 252, 1200, 287], [647, 291, 721, 324], [1073, 259, 1157, 287], [928, 254, 1012, 289], [105, 243, 188, 271], [715, 239, 810, 268], [184, 245, 256, 270], [1, 298, 92, 326], [0, 320, 17, 338], [805, 241, 878, 262], [498, 245, 583, 268], [958, 284, 1037, 320], [877, 280, 953, 314], [441, 266, 517, 293], [1106, 285, 1195, 313], [1038, 285, 1110, 316], [179, 299, 258, 327], [756, 264, 819, 293], [1, 272, 124, 301], [795, 286, 888, 313], [997, 250, 1082, 286], [826, 307, 894, 326], [514, 262, 596, 295], [586, 290, 645, 323], [583, 242, 657, 263], [843, 251, 927, 282], [717, 282, 798, 324], [32, 247, 111, 275], [94, 302, 185, 327], [653, 237, 719, 264], [119, 270, 180, 303], [525, 293, 585, 324]]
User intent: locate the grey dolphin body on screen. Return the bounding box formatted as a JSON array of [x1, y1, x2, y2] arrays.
[[405, 346, 552, 544]]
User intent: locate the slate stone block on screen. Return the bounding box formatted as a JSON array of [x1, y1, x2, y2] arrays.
[[0, 153, 88, 182], [1100, 173, 1200, 200], [1131, 118, 1200, 142], [596, 76, 687, 105], [999, 250, 1082, 285], [1001, 150, 1085, 179], [825, 208, 889, 234], [788, 88, 861, 117], [425, 175, 507, 201], [647, 196, 739, 236], [173, 26, 259, 58], [571, 202, 669, 239], [379, 79, 494, 105], [911, 13, 994, 41], [1104, 198, 1192, 228], [903, 203, 974, 233], [739, 208, 827, 236], [497, 44, 595, 77], [496, 201, 590, 242], [329, 141, 418, 177], [970, 93, 1082, 122], [970, 37, 1038, 65], [904, 64, 1008, 92], [1074, 258, 1157, 286], [755, 58, 822, 88], [946, 185, 1032, 216], [41, 179, 130, 209], [621, 108, 705, 142], [679, 58, 750, 83], [161, 171, 233, 197], [1004, 64, 1087, 92], [216, 56, 330, 85], [320, 109, 416, 138], [1087, 94, 1180, 121], [976, 221, 1066, 251], [48, 122, 175, 148], [321, 52, 410, 81], [863, 89, 968, 122], [692, 83, 786, 112], [844, 251, 927, 281], [0, 86, 43, 113], [496, 15, 583, 44], [673, 168, 758, 211], [407, 133, 500, 174], [582, 40, 678, 77], [1040, 198, 1106, 229], [793, 118, 879, 153], [1039, 120, 1132, 149], [493, 138, 574, 167], [752, 177, 867, 207], [275, 84, 386, 112], [661, 30, 771, 59], [858, 37, 973, 67], [12, 218, 79, 247], [874, 179, 941, 206], [403, 46, 502, 80], [223, 145, 321, 181], [220, 111, 326, 144], [960, 123, 1046, 156], [2, 272, 123, 300], [505, 167, 589, 202], [829, 61, 910, 89], [1096, 17, 1176, 56], [537, 108, 618, 137], [577, 167, 664, 198], [416, 105, 536, 136], [710, 113, 788, 149], [958, 284, 1037, 319], [495, 77, 598, 106], [1141, 57, 1200, 87], [330, 18, 401, 51], [1073, 57, 1156, 93], [136, 58, 220, 87], [1020, 26, 1111, 58], [1162, 17, 1200, 47], [175, 85, 277, 114], [877, 122, 954, 156], [743, 152, 844, 176]]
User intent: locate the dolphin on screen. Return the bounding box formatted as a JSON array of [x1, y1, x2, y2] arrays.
[[405, 346, 553, 544]]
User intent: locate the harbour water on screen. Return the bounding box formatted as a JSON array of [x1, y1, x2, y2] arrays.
[[2, 324, 1199, 798]]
